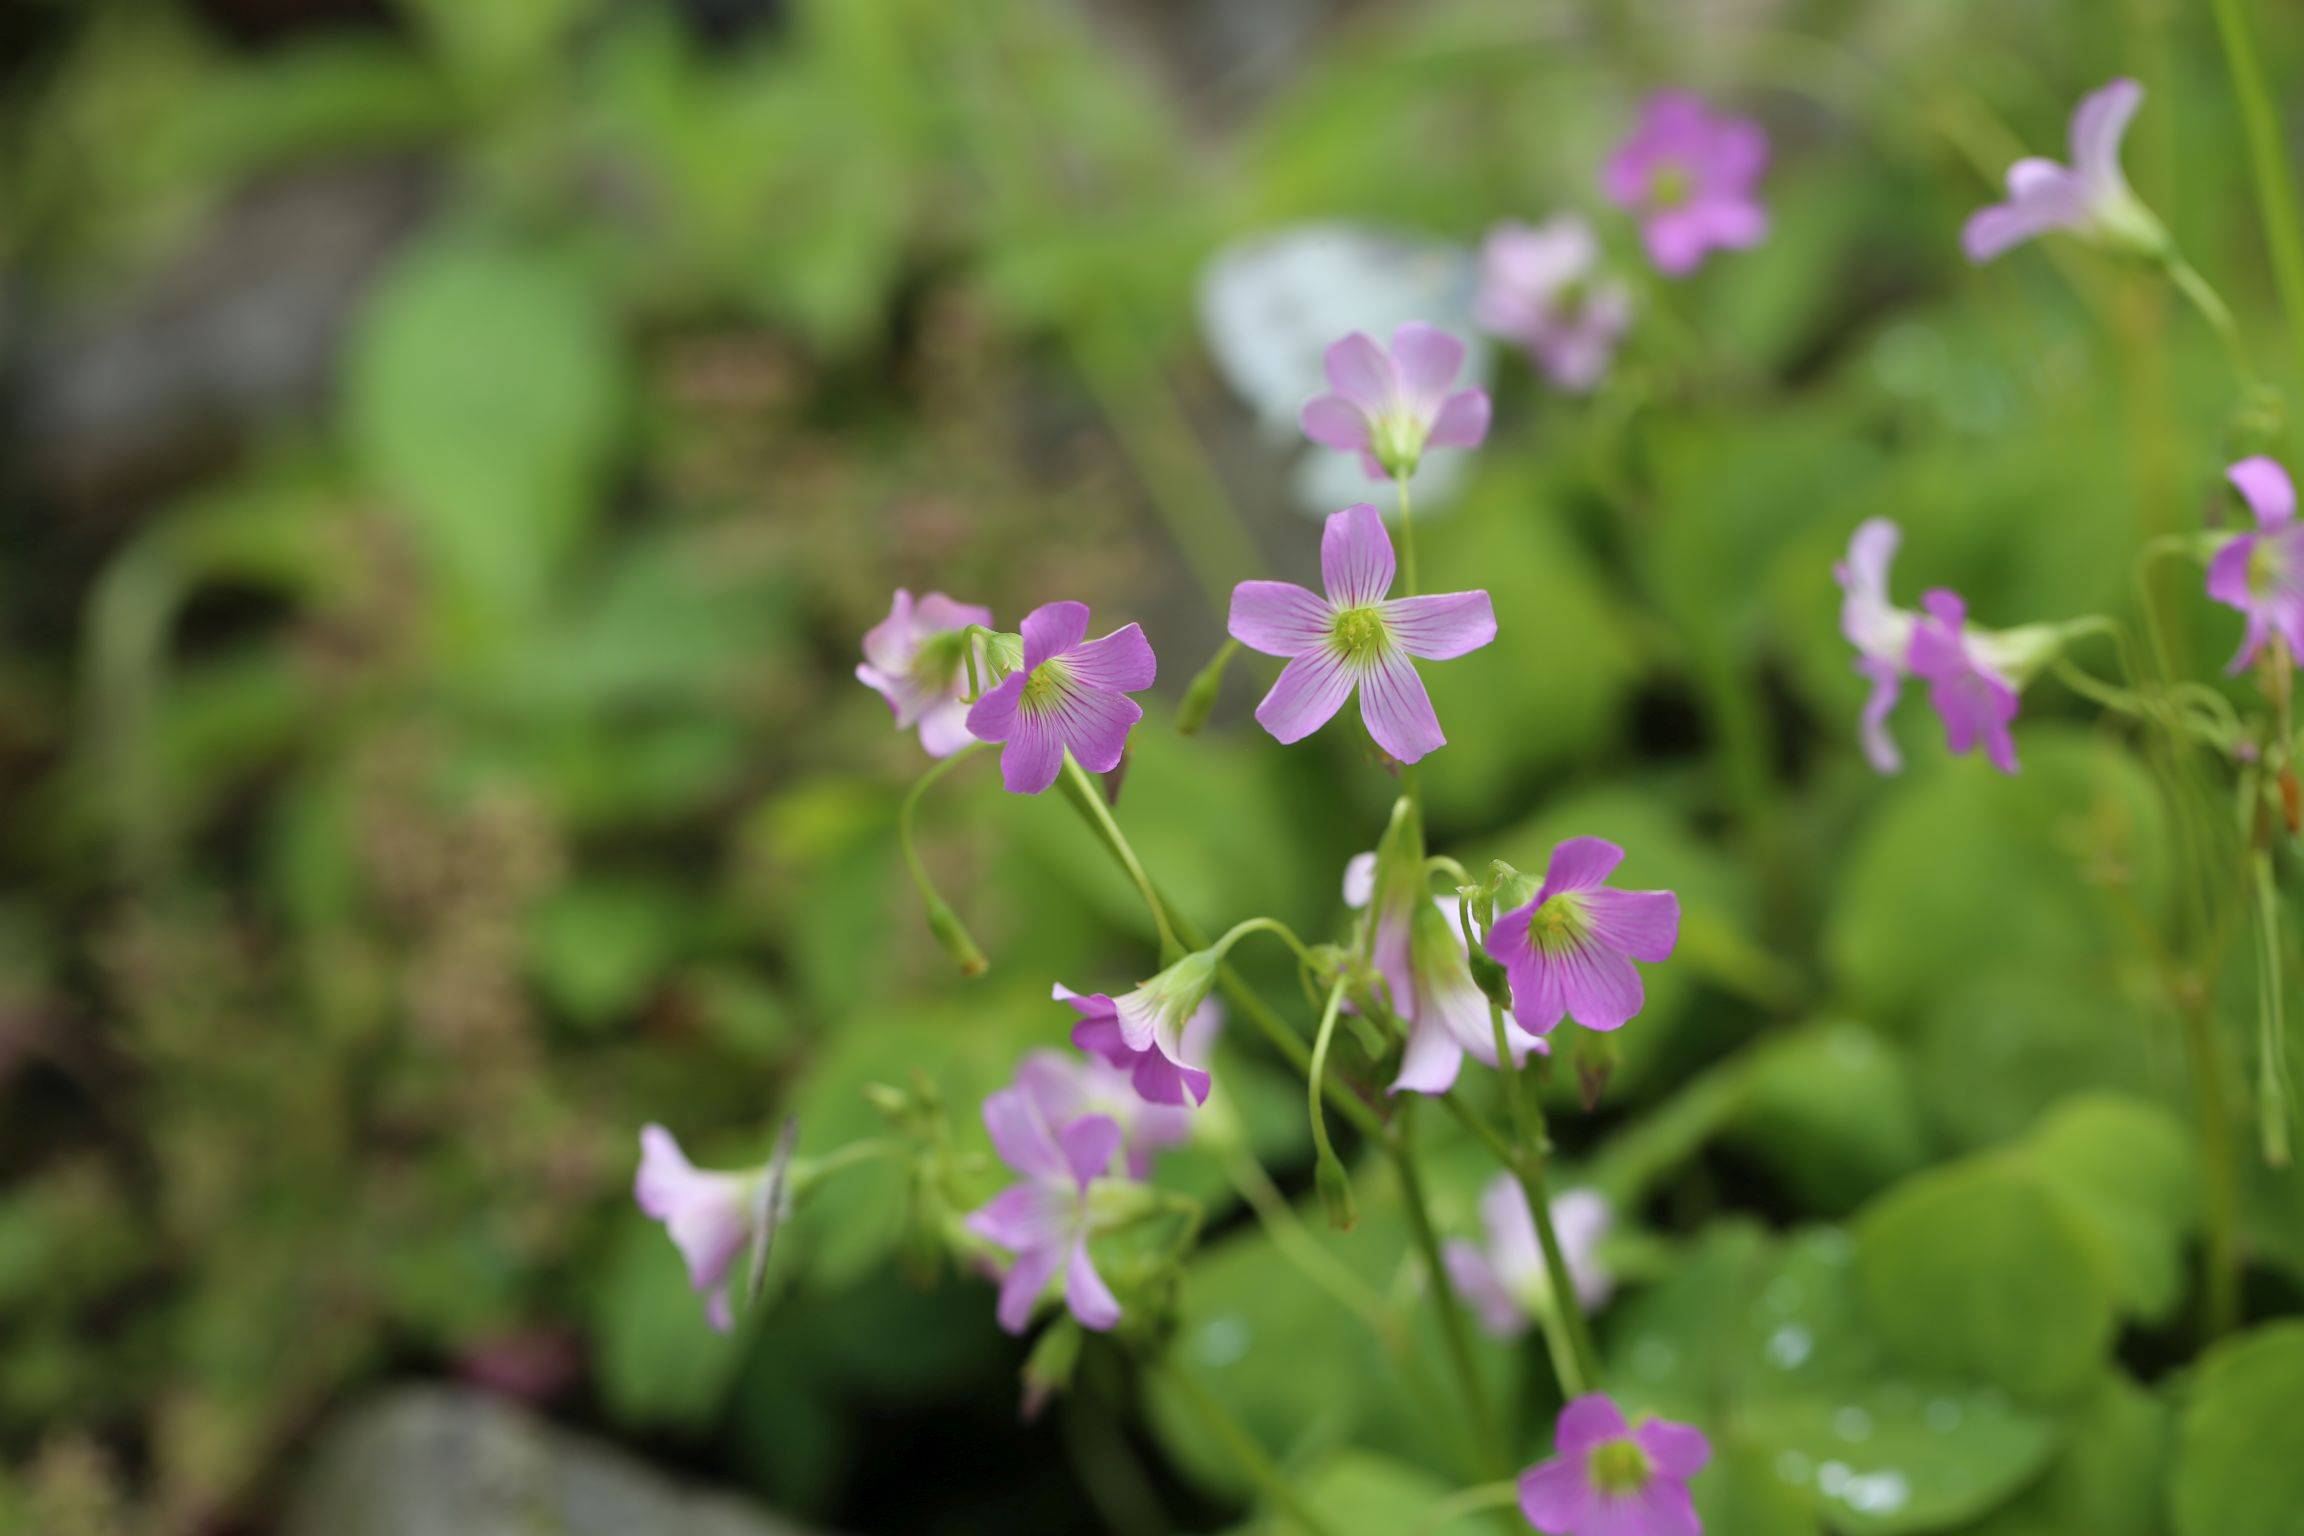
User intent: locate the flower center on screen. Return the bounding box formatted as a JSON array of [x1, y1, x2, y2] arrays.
[[2250, 538, 2290, 600], [1589, 1439, 1652, 1496], [910, 629, 970, 693], [1532, 893, 1590, 953], [1648, 161, 1694, 209], [1019, 658, 1072, 715], [1369, 411, 1427, 478], [1330, 605, 1392, 666]]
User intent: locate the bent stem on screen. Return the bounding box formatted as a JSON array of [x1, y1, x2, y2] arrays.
[[900, 744, 991, 975], [1058, 752, 1184, 960], [2161, 251, 2260, 393], [1391, 1100, 1508, 1477]]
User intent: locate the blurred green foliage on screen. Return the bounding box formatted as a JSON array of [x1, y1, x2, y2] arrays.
[[5, 0, 2304, 1532]]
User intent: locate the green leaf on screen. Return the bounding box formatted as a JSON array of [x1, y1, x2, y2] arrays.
[[528, 879, 690, 1029], [1853, 1158, 2116, 1405], [2171, 1322, 2304, 1536], [1237, 1451, 1476, 1536], [1968, 1373, 2168, 1536], [2014, 1094, 2196, 1325], [347, 232, 622, 623], [589, 1216, 745, 1431], [1727, 1023, 1934, 1213]]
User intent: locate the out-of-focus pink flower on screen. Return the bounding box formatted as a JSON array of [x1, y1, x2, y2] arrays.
[[1024, 1001, 1220, 1167], [1520, 1395, 1712, 1536], [966, 600, 1155, 795], [2207, 457, 2304, 674], [1909, 590, 2021, 775], [1445, 1178, 1614, 1337], [634, 1125, 769, 1332], [1055, 949, 1222, 1108], [1963, 79, 2161, 263], [1603, 92, 1769, 276], [965, 1075, 1133, 1335], [1229, 504, 1495, 764], [856, 589, 994, 757], [1476, 217, 1633, 393], [1299, 323, 1491, 481]]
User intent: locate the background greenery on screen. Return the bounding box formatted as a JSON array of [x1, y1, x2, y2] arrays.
[[5, 0, 2304, 1532]]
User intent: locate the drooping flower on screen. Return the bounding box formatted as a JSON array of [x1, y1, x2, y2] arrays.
[[1445, 1177, 1613, 1338], [1908, 590, 2021, 774], [1962, 78, 2163, 264], [1343, 850, 1546, 1094], [856, 589, 995, 757], [1299, 323, 1492, 481], [1229, 503, 1496, 764], [1017, 1001, 1220, 1174], [634, 1125, 772, 1332], [1056, 951, 1221, 1108], [1487, 838, 1679, 1038], [1835, 518, 2063, 776], [1475, 217, 1634, 393], [2207, 456, 2304, 673], [1520, 1395, 1711, 1536], [966, 600, 1156, 795], [965, 1078, 1130, 1335], [1603, 91, 1769, 277]]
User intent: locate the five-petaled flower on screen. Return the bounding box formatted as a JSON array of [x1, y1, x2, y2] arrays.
[[2207, 457, 2304, 674], [1229, 503, 1497, 764], [1446, 1177, 1614, 1338], [1908, 589, 2022, 775], [1056, 951, 1222, 1108], [1299, 323, 1492, 481], [1603, 91, 1770, 277], [1486, 838, 1679, 1038], [1344, 849, 1546, 1094], [856, 589, 994, 758], [966, 1072, 1133, 1335], [634, 1124, 774, 1333], [966, 600, 1156, 795], [1520, 1395, 1712, 1536], [1963, 78, 2162, 264], [1476, 216, 1635, 394]]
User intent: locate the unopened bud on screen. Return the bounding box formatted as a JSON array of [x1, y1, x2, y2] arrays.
[[1177, 641, 1239, 736], [925, 897, 989, 977], [1573, 1032, 1619, 1111], [1469, 949, 1514, 1013], [1316, 1153, 1359, 1231], [1021, 1318, 1084, 1421]]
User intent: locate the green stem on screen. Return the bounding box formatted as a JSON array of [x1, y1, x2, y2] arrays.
[[1393, 468, 1419, 597], [900, 744, 990, 975], [1410, 1480, 1521, 1536], [1486, 1007, 1600, 1397], [1058, 753, 1183, 960], [1212, 915, 1321, 972], [2161, 251, 2260, 392], [2182, 985, 2245, 1338], [2211, 0, 2304, 401], [1308, 978, 1351, 1172], [2252, 849, 2295, 1166], [1151, 1358, 1345, 1536], [1390, 1101, 1507, 1475]]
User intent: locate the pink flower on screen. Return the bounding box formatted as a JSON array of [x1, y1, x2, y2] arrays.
[[1963, 79, 2162, 263], [1908, 590, 2021, 775], [1603, 92, 1769, 277], [1299, 323, 1492, 481], [965, 1076, 1131, 1335], [1055, 950, 1222, 1108], [1520, 1395, 1711, 1536], [856, 589, 994, 757], [966, 600, 1156, 795], [1486, 838, 1679, 1038], [634, 1125, 770, 1332], [1342, 851, 1546, 1095], [2207, 457, 2304, 673], [1228, 503, 1496, 764], [1476, 217, 1633, 393], [1835, 518, 1918, 774], [1031, 1003, 1220, 1162], [1445, 1178, 1613, 1337]]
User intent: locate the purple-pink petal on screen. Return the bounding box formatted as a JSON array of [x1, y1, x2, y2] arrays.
[[1857, 655, 1907, 773], [1392, 1021, 1466, 1094], [1554, 941, 1644, 1031], [1066, 623, 1157, 691], [1579, 888, 1680, 965], [1254, 651, 1357, 744], [1059, 1114, 1122, 1189], [2069, 77, 2143, 190], [967, 1184, 1067, 1252], [1634, 1420, 1712, 1480], [1230, 580, 1336, 658], [1321, 502, 1397, 607], [1519, 1454, 1596, 1533], [1358, 652, 1446, 763], [1542, 836, 1625, 899], [1389, 321, 1467, 415], [1064, 1240, 1122, 1331], [1555, 1394, 1634, 1453], [994, 710, 1067, 794], [1050, 681, 1145, 776], [983, 1083, 1066, 1182], [1020, 600, 1090, 670], [965, 671, 1025, 743], [2231, 456, 2296, 527], [1445, 1239, 1528, 1338], [994, 1242, 1064, 1334], [1381, 591, 1496, 661], [1323, 331, 1393, 413], [1301, 394, 1373, 453], [1425, 388, 1492, 450]]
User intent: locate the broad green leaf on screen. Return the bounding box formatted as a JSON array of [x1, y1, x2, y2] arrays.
[[1968, 1373, 2167, 1536], [1237, 1450, 1475, 1536], [2171, 1322, 2304, 1536], [1727, 1023, 1934, 1213], [589, 1216, 745, 1430], [2014, 1094, 2196, 1324], [1853, 1158, 2116, 1405]]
